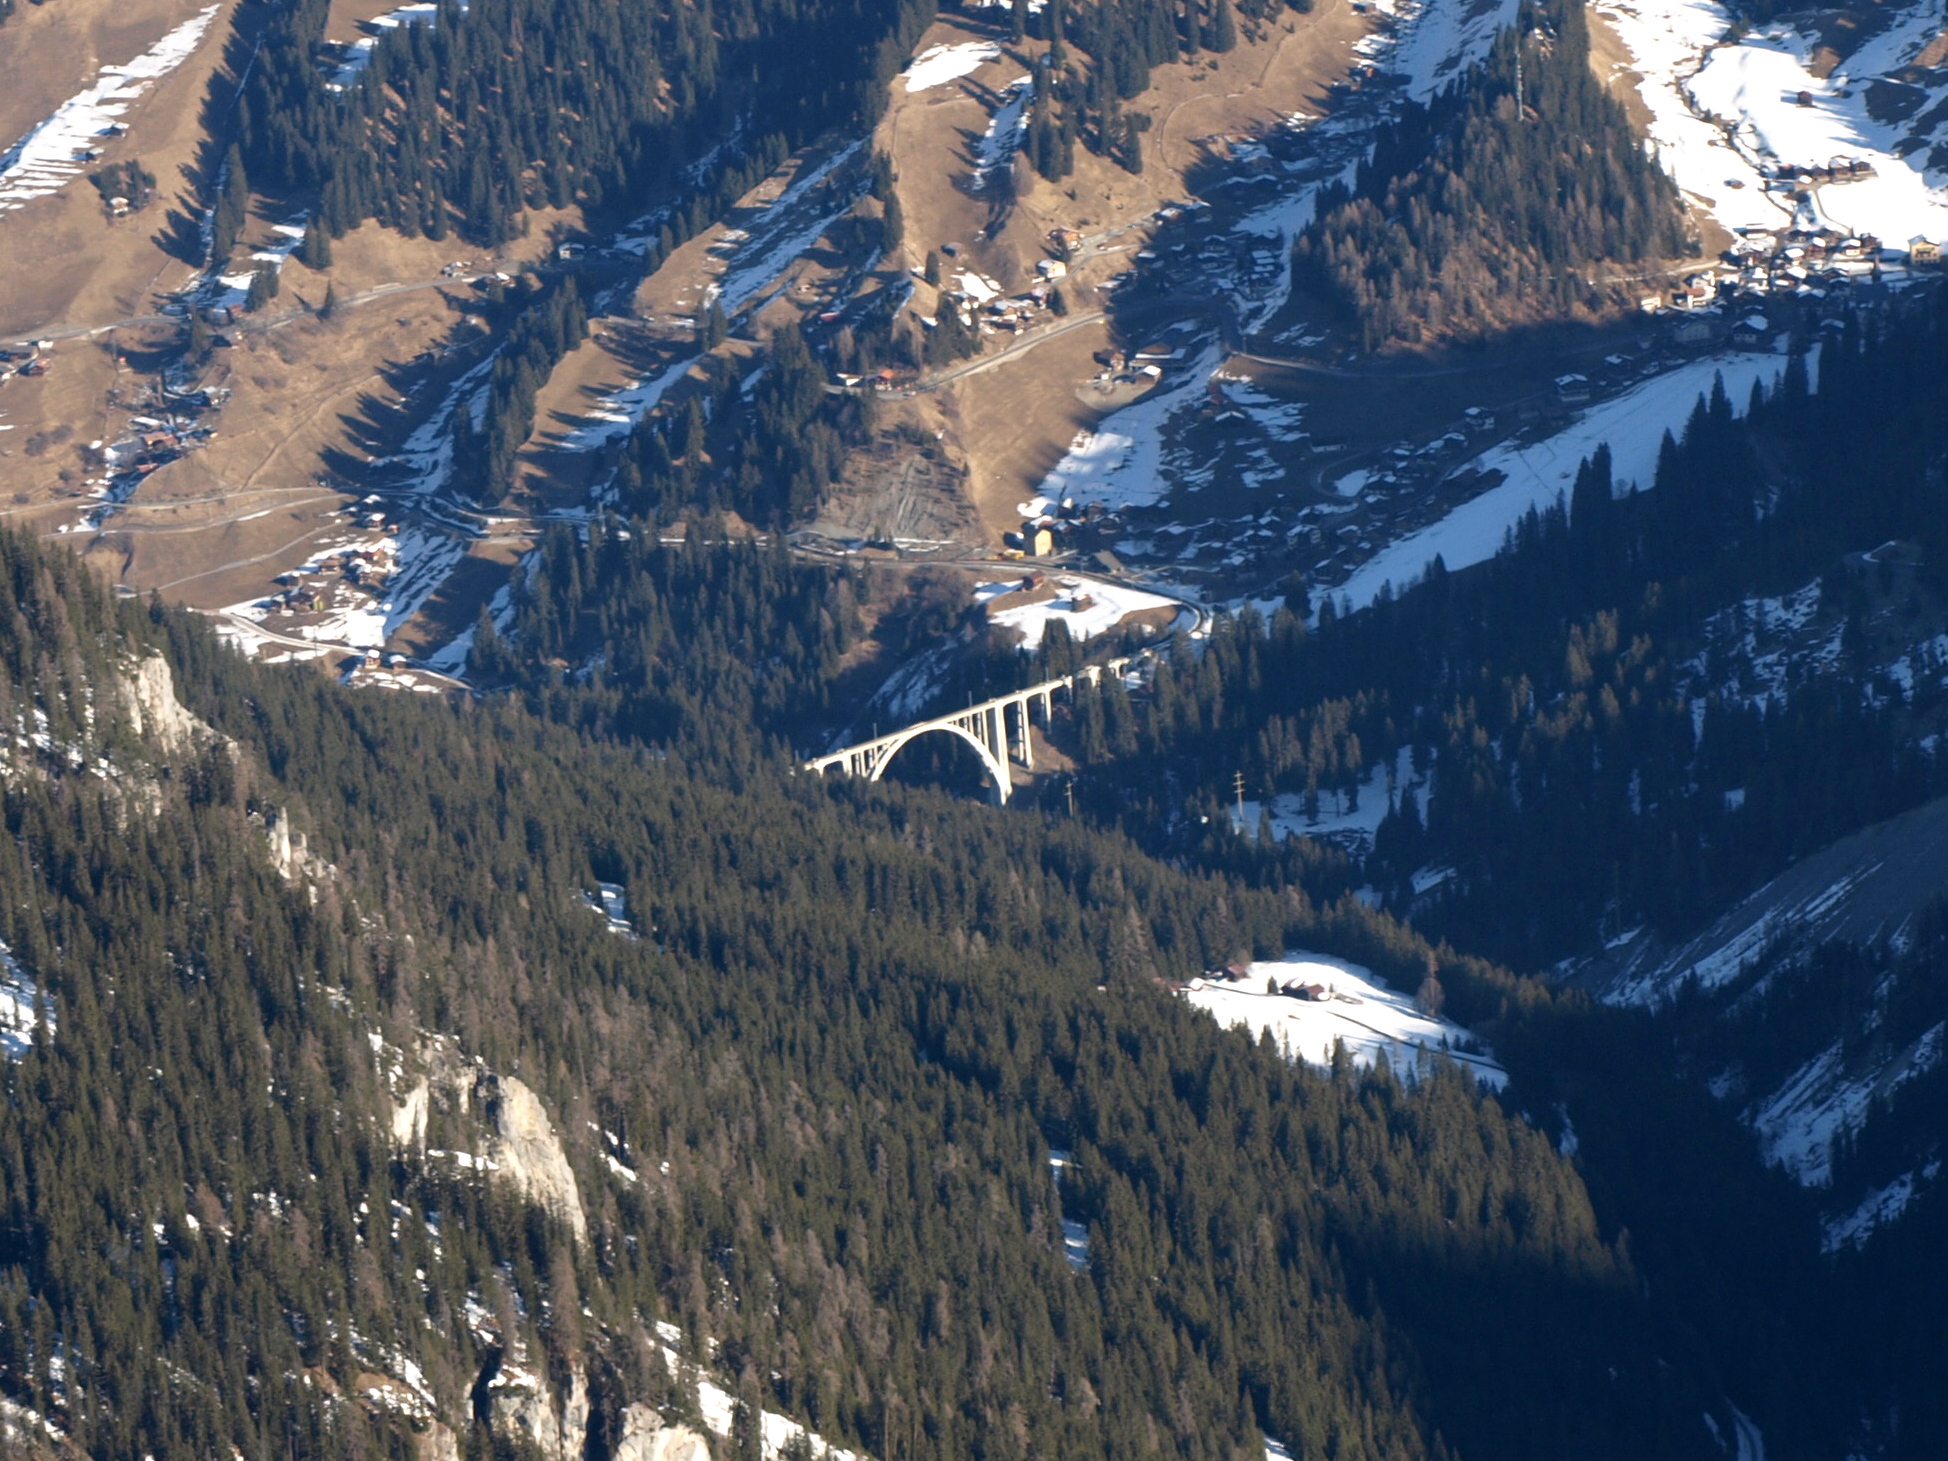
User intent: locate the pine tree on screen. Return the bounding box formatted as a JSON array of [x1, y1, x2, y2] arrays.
[[297, 224, 332, 270], [243, 265, 276, 313]]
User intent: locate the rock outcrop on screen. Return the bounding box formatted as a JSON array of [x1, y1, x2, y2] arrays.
[[387, 1039, 588, 1245], [477, 1072, 588, 1246], [120, 653, 216, 759], [481, 1358, 591, 1461], [615, 1407, 713, 1461]]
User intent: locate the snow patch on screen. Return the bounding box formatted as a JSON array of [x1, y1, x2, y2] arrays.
[[973, 80, 1032, 190], [1034, 345, 1227, 508], [0, 6, 221, 213], [0, 939, 51, 1060], [902, 41, 1003, 92], [1823, 1159, 1939, 1253], [581, 882, 637, 938], [1750, 1022, 1944, 1188]]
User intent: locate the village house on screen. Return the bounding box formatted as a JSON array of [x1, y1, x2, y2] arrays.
[[1730, 315, 1771, 350]]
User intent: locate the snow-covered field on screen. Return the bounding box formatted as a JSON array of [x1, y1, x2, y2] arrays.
[[902, 41, 1003, 92], [0, 5, 221, 214], [1596, 0, 1948, 245], [1183, 953, 1506, 1086], [1334, 350, 1799, 610], [975, 575, 1184, 649], [1034, 345, 1227, 508]]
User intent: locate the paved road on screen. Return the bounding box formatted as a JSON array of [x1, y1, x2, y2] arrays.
[[0, 252, 637, 352], [210, 608, 470, 689], [910, 310, 1109, 390], [0, 277, 456, 352]]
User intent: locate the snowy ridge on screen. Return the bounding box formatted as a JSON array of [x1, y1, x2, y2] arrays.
[[1183, 952, 1506, 1087], [566, 141, 866, 454], [1388, 0, 1521, 104], [0, 6, 222, 214], [1598, 793, 1948, 1010]]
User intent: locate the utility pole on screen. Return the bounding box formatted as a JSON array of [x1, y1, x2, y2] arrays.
[[1233, 770, 1245, 817], [1066, 777, 1076, 817]]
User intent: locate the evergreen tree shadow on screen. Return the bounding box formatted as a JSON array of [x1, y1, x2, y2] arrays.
[[151, 0, 273, 267], [320, 304, 484, 488]]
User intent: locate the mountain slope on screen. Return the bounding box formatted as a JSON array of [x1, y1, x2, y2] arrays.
[[0, 525, 1749, 1460]]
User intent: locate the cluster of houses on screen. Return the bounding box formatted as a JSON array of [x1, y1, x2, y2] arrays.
[[1177, 963, 1342, 1001], [1760, 156, 1877, 188], [1644, 197, 1939, 316], [0, 344, 53, 384], [267, 524, 399, 619], [98, 387, 226, 486], [929, 263, 1063, 339], [1004, 498, 1126, 560]]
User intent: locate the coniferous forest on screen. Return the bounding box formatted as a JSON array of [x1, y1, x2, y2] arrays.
[[1294, 0, 1685, 348], [0, 527, 1742, 1461], [7, 0, 1948, 1452]]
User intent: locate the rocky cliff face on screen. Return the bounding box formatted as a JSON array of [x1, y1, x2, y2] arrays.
[[477, 1071, 590, 1246], [480, 1357, 592, 1460], [120, 653, 219, 761], [388, 1038, 589, 1245], [615, 1406, 714, 1461]]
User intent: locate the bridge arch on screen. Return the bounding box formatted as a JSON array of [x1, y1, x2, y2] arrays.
[[871, 722, 1010, 805]]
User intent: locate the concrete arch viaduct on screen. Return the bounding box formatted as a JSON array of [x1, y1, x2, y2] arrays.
[[804, 658, 1135, 805]]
